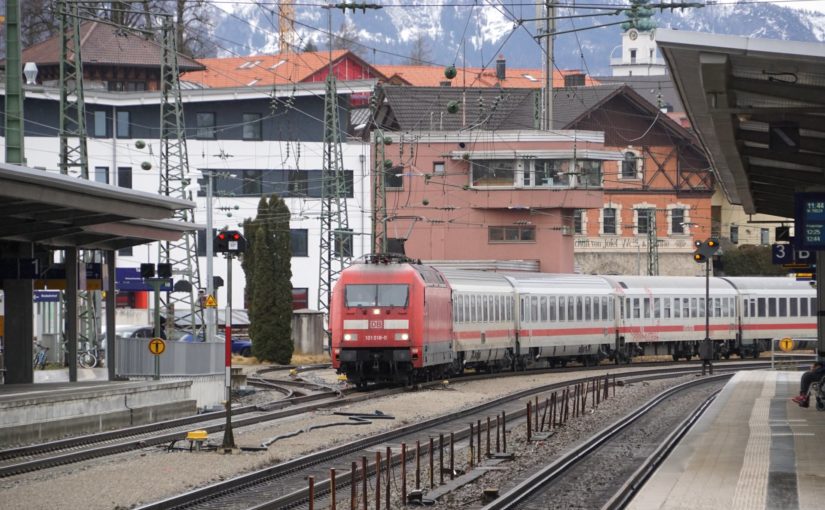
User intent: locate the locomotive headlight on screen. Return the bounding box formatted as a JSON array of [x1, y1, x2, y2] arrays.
[[395, 332, 409, 341], [343, 333, 357, 341], [372, 308, 381, 315]]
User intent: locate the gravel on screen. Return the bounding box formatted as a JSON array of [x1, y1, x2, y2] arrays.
[[0, 366, 706, 510]]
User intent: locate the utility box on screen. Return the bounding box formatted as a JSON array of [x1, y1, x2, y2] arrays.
[[291, 310, 325, 355]]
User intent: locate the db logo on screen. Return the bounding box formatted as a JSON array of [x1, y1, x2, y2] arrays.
[[369, 320, 384, 329]]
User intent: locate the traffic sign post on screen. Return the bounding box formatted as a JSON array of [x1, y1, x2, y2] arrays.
[[693, 239, 719, 375], [148, 337, 165, 380]]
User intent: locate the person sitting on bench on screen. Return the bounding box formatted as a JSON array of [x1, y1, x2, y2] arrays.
[[792, 361, 825, 408]]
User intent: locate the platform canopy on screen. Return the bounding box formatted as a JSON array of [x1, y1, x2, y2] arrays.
[[0, 162, 196, 250], [656, 30, 825, 218]]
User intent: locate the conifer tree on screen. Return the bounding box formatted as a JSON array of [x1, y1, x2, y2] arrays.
[[244, 196, 293, 363]]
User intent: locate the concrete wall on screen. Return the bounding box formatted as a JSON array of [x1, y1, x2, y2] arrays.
[[292, 310, 325, 354]]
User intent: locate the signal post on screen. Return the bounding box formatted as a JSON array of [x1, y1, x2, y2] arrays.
[[214, 230, 247, 450], [693, 239, 719, 375]]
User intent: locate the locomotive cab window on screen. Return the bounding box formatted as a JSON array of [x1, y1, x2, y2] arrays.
[[345, 284, 409, 307]]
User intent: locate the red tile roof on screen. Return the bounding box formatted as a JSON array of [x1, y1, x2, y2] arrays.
[[21, 22, 203, 71], [375, 64, 597, 89], [183, 50, 387, 88]]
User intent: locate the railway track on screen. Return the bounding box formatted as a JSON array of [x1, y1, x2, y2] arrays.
[[0, 361, 777, 482], [481, 375, 725, 509], [0, 383, 352, 478], [135, 364, 754, 510]]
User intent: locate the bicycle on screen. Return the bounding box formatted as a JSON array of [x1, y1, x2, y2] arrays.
[[61, 341, 98, 369], [33, 343, 49, 370]]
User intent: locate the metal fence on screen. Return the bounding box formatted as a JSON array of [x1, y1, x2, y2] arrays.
[[115, 337, 223, 377]]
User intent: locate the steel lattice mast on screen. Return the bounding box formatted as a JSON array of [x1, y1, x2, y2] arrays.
[[58, 0, 88, 178], [158, 18, 203, 335], [317, 70, 352, 320]]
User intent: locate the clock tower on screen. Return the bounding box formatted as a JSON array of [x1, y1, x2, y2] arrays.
[[610, 0, 667, 77]]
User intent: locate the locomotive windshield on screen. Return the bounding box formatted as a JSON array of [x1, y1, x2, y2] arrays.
[[345, 284, 409, 307]]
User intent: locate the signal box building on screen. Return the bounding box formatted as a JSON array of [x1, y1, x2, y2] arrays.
[[372, 86, 618, 273]]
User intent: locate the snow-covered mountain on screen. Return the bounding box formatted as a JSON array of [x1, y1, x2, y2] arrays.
[[210, 1, 825, 75]]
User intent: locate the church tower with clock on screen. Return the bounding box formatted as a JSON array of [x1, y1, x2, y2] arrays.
[[610, 0, 667, 77]]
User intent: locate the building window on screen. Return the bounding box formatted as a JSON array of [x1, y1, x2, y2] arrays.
[[730, 225, 739, 244], [196, 228, 217, 256], [385, 165, 403, 189], [288, 170, 308, 196], [637, 208, 653, 234], [630, 49, 637, 64], [577, 160, 602, 188], [603, 208, 616, 235], [94, 166, 109, 184], [760, 228, 769, 245], [621, 152, 637, 179], [292, 288, 309, 310], [334, 229, 354, 258], [127, 81, 146, 92], [573, 209, 584, 234], [242, 113, 262, 140], [472, 160, 516, 186], [196, 112, 216, 139], [489, 225, 536, 243], [671, 208, 685, 234], [290, 229, 308, 256], [534, 159, 569, 186], [94, 110, 108, 137], [433, 161, 445, 174], [116, 111, 131, 138], [118, 247, 133, 256], [117, 167, 132, 189]]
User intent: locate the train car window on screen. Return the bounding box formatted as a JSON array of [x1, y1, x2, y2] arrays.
[[520, 296, 526, 323], [633, 298, 641, 319], [811, 298, 816, 316], [507, 296, 513, 321], [345, 284, 409, 307], [683, 299, 691, 318], [802, 297, 810, 316], [574, 296, 582, 321], [768, 298, 777, 317], [593, 297, 600, 321], [673, 298, 681, 318], [653, 298, 661, 319], [714, 298, 722, 318], [481, 295, 488, 322], [696, 298, 704, 318], [566, 296, 573, 321], [585, 297, 592, 321], [790, 298, 798, 317], [689, 298, 697, 318], [559, 296, 567, 321], [663, 298, 671, 318], [608, 297, 614, 320], [602, 297, 609, 320], [540, 296, 548, 321], [549, 296, 557, 321], [742, 299, 748, 318], [721, 298, 729, 317], [757, 298, 766, 317], [779, 298, 787, 317], [643, 298, 650, 319]]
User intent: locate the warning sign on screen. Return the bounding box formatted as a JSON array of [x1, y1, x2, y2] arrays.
[[779, 337, 795, 352], [149, 337, 166, 355], [204, 295, 217, 308]]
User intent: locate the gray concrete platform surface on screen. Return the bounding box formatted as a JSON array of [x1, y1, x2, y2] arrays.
[[0, 376, 197, 447], [628, 369, 825, 510]]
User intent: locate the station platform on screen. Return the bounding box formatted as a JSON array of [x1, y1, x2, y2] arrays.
[[628, 369, 825, 510], [0, 375, 197, 447]]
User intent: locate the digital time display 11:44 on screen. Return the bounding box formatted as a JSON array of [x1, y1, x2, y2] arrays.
[[795, 193, 825, 249]]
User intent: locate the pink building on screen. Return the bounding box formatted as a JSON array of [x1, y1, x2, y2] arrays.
[[373, 87, 621, 272]]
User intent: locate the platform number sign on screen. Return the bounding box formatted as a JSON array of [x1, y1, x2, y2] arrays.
[[148, 337, 166, 356], [794, 192, 825, 249], [779, 337, 795, 352]]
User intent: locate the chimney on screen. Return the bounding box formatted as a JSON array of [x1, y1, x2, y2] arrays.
[[496, 54, 506, 81]]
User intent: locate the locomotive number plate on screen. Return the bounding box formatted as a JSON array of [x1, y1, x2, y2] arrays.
[[369, 320, 384, 329]]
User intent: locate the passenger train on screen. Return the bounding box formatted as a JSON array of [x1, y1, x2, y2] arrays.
[[330, 254, 817, 387]]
